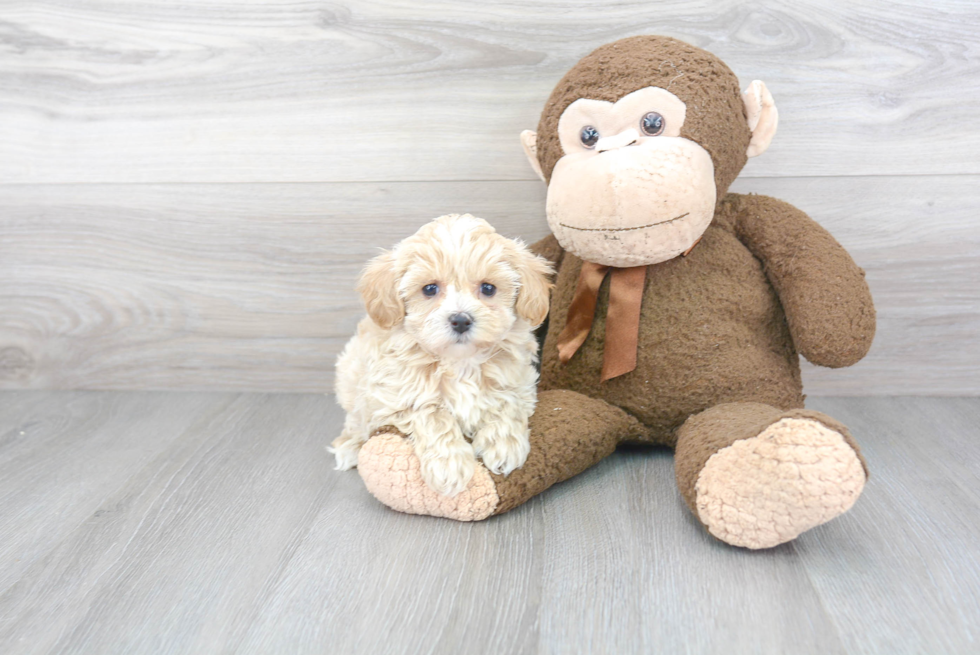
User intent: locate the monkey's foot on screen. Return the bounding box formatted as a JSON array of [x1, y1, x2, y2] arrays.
[[694, 417, 867, 549], [357, 431, 499, 521]]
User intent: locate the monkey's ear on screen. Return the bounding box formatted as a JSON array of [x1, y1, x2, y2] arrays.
[[520, 130, 546, 182], [356, 250, 404, 329], [742, 80, 778, 158]]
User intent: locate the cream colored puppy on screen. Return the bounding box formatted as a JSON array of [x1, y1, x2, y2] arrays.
[[329, 214, 553, 497]]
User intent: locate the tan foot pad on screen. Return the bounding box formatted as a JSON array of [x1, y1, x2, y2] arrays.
[[357, 432, 499, 521], [695, 418, 866, 549]]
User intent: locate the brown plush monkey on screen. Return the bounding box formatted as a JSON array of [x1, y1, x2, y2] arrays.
[[354, 35, 876, 549]]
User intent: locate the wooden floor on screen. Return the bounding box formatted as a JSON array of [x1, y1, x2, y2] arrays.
[[0, 393, 977, 654]]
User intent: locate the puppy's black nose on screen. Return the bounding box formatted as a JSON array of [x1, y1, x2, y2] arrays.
[[449, 312, 473, 334]]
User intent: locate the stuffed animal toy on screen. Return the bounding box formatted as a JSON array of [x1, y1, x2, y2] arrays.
[[352, 35, 875, 549]]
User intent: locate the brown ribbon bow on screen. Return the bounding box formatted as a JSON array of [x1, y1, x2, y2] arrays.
[[556, 239, 701, 381], [557, 262, 647, 382]]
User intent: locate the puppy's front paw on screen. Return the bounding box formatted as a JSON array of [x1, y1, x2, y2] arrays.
[[328, 434, 362, 471], [417, 441, 477, 497], [474, 428, 531, 476]]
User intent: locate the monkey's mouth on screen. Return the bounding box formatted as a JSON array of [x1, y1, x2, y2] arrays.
[[559, 212, 690, 233]]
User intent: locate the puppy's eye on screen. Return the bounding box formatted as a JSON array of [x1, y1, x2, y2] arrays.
[[422, 284, 439, 297], [640, 111, 665, 136], [580, 126, 600, 148], [480, 283, 496, 297]]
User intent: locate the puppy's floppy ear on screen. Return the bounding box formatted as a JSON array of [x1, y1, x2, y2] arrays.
[[357, 249, 404, 329], [511, 243, 554, 326]]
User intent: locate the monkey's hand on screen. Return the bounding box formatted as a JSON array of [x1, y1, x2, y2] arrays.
[[734, 193, 876, 368]]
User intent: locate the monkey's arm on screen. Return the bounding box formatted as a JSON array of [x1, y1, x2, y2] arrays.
[[734, 194, 875, 368]]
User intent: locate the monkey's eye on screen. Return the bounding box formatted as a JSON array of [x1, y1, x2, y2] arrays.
[[480, 282, 496, 297], [580, 126, 600, 148], [640, 112, 665, 136], [422, 284, 439, 297]]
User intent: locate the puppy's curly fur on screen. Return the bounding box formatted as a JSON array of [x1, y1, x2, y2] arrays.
[[329, 214, 553, 496]]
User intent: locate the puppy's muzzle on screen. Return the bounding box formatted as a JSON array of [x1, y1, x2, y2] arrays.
[[449, 312, 473, 334]]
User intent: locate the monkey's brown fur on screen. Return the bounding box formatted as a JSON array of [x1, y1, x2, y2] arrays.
[[357, 36, 876, 547]]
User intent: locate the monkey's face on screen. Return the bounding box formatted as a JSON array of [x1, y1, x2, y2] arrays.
[[521, 36, 778, 268], [545, 87, 715, 268]]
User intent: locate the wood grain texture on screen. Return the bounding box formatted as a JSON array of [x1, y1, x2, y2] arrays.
[[0, 180, 548, 392], [1, 0, 978, 393], [0, 392, 977, 654], [801, 397, 980, 654], [235, 475, 544, 654], [0, 391, 227, 595], [0, 0, 978, 184], [0, 392, 340, 654], [2, 175, 977, 394], [536, 449, 847, 654]]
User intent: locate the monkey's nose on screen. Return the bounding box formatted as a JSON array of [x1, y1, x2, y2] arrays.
[[449, 312, 473, 334], [596, 128, 640, 153]]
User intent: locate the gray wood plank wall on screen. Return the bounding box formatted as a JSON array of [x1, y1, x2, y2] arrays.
[[1, 1, 978, 394]]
